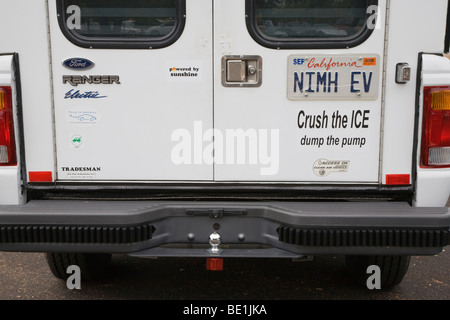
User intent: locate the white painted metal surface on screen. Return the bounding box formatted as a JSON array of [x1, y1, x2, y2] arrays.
[[0, 0, 55, 191], [48, 0, 214, 181], [49, 0, 388, 183], [381, 0, 448, 186], [213, 0, 386, 182], [0, 0, 449, 206]]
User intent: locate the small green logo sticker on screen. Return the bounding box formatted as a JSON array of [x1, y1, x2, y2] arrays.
[[71, 134, 84, 148]]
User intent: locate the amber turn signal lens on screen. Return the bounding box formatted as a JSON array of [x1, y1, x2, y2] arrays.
[[431, 90, 450, 110]]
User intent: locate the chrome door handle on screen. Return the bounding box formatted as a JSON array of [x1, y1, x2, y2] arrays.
[[221, 55, 262, 87]]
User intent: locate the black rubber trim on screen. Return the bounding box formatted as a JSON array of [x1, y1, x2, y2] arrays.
[[12, 53, 27, 187], [56, 0, 186, 49], [0, 223, 154, 245], [278, 225, 450, 248], [445, 0, 450, 52], [245, 0, 378, 50], [411, 52, 424, 189], [27, 182, 414, 202]]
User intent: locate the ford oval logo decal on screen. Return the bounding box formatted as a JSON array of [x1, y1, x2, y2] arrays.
[[62, 58, 95, 70]]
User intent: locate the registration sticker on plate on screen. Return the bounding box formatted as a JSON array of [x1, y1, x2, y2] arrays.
[[287, 54, 380, 101]]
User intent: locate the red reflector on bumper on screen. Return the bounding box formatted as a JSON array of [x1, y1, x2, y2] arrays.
[[29, 171, 53, 182], [386, 174, 410, 185], [206, 258, 223, 271]]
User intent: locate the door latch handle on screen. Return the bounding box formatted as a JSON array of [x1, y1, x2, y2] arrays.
[[222, 55, 262, 87]]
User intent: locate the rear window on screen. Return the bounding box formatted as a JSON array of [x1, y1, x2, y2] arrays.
[[246, 0, 378, 49], [57, 0, 186, 49]]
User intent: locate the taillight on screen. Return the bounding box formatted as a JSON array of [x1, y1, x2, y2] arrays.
[[421, 86, 450, 168], [0, 86, 17, 166]]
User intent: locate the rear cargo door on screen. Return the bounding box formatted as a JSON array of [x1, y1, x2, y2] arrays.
[[50, 0, 385, 183], [214, 0, 385, 182], [49, 0, 213, 181]]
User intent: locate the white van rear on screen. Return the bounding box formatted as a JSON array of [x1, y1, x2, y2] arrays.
[[0, 0, 449, 288]]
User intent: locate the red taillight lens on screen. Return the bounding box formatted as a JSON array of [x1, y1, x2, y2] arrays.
[[421, 86, 450, 168], [0, 87, 17, 166]]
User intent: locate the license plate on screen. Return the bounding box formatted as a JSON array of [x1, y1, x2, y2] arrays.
[[287, 54, 380, 101]]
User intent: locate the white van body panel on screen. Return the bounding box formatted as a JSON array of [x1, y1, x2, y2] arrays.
[[48, 0, 389, 183], [0, 0, 446, 205], [0, 1, 55, 186], [0, 0, 446, 206], [213, 0, 386, 182], [381, 0, 448, 186], [48, 0, 214, 181]]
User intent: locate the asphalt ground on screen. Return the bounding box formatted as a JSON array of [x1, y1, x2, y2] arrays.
[[0, 249, 448, 301]]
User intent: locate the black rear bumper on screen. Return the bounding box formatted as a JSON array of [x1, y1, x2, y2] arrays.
[[0, 200, 449, 257]]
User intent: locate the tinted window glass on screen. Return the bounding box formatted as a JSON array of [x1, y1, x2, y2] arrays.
[[254, 0, 370, 40], [246, 0, 377, 49], [58, 0, 185, 48], [64, 0, 177, 38]]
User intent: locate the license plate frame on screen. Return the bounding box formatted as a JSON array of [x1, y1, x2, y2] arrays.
[[287, 54, 380, 101]]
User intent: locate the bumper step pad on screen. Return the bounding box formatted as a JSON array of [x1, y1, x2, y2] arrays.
[[278, 225, 450, 248], [0, 224, 154, 245]]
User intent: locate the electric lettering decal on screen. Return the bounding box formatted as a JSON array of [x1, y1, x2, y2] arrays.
[[64, 90, 107, 99]]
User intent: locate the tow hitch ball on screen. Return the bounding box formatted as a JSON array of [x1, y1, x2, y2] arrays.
[[206, 232, 223, 271]]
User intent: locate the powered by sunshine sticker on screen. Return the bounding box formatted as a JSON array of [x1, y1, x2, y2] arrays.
[[313, 159, 350, 177], [166, 60, 203, 83]]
